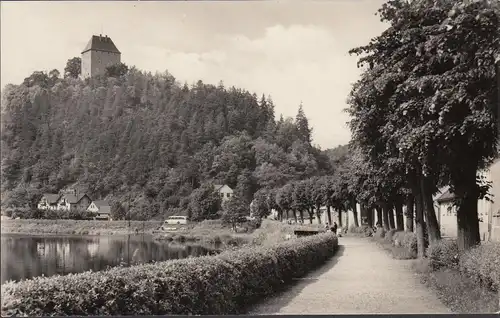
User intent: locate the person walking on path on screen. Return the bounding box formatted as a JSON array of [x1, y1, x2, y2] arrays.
[[331, 222, 338, 235]]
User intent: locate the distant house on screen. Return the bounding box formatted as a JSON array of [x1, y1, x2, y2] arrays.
[[87, 200, 112, 220], [435, 187, 458, 237], [435, 158, 500, 241], [486, 158, 500, 241], [57, 192, 92, 211], [37, 194, 62, 210], [214, 184, 234, 202]]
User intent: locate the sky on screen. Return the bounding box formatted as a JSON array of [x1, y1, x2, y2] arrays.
[[1, 0, 388, 149]]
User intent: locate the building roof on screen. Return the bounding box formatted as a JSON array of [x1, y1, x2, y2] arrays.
[[82, 35, 121, 54], [93, 200, 110, 207], [42, 194, 62, 204], [214, 184, 233, 192], [92, 200, 111, 213], [61, 193, 90, 204], [436, 189, 455, 203]]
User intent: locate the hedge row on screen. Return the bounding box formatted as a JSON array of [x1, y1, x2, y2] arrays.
[[1, 233, 338, 316], [428, 239, 500, 293], [348, 226, 421, 257], [348, 225, 375, 237]]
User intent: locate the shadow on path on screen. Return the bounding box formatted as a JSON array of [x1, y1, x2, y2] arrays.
[[247, 245, 345, 314]]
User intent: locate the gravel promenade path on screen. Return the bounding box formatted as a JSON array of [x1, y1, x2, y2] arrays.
[[250, 236, 451, 314]]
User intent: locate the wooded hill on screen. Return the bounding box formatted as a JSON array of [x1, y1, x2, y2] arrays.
[[1, 68, 343, 220]]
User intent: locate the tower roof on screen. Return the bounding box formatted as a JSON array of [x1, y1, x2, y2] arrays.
[[82, 35, 121, 54]]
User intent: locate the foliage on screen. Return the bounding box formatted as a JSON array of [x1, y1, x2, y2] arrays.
[[459, 242, 500, 292], [105, 63, 129, 78], [64, 57, 81, 78], [1, 67, 335, 221], [111, 202, 126, 220], [346, 0, 500, 252], [250, 188, 272, 218], [412, 241, 500, 313], [428, 239, 460, 270], [348, 225, 374, 237], [186, 184, 222, 221], [0, 233, 338, 316], [221, 195, 250, 230]]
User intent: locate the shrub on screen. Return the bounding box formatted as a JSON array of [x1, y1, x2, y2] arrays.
[[459, 242, 500, 292], [392, 231, 406, 247], [374, 227, 386, 239], [348, 225, 374, 237], [401, 231, 417, 255], [1, 233, 338, 316], [428, 239, 459, 271], [383, 229, 397, 244]]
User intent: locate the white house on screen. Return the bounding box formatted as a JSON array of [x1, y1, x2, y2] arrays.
[[214, 184, 234, 202], [87, 200, 112, 220], [435, 158, 500, 241], [37, 194, 62, 210], [56, 193, 92, 211]]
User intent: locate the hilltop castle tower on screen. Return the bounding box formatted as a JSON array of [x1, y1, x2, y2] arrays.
[[81, 34, 121, 78]]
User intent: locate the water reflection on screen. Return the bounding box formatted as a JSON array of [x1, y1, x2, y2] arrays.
[[1, 234, 219, 284]]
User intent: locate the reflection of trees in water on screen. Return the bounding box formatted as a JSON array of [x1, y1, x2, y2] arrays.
[[1, 235, 216, 283]]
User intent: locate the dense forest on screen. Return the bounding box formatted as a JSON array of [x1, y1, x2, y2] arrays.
[[1, 65, 345, 220]]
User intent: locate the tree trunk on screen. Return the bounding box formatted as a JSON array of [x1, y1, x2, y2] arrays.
[[395, 202, 404, 231], [293, 210, 298, 223], [352, 202, 360, 227], [367, 207, 374, 227], [337, 209, 343, 228], [414, 188, 426, 258], [360, 204, 369, 226], [388, 206, 396, 229], [315, 204, 322, 224], [405, 195, 414, 232], [455, 181, 481, 253], [382, 204, 390, 231], [298, 209, 304, 223], [345, 208, 350, 229], [308, 208, 314, 224], [376, 206, 383, 227], [420, 176, 442, 245], [326, 205, 332, 225]]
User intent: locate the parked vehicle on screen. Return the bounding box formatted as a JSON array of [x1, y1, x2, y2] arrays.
[[164, 215, 188, 225]]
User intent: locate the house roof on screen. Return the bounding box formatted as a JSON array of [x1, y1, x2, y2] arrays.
[[42, 194, 61, 204], [62, 193, 90, 204], [93, 200, 110, 208], [214, 184, 233, 192], [92, 200, 111, 213], [437, 189, 455, 203], [82, 35, 121, 54]]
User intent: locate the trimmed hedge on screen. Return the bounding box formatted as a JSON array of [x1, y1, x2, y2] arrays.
[[419, 239, 500, 293], [1, 233, 338, 316], [428, 239, 459, 270], [348, 225, 375, 237], [459, 242, 500, 293]]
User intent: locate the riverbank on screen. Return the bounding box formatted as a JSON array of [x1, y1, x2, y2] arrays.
[[154, 219, 325, 247], [0, 219, 163, 236], [0, 218, 326, 248]]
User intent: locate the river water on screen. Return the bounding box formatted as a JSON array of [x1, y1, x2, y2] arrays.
[[0, 234, 219, 284]]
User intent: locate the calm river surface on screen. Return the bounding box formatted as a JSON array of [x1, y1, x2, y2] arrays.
[[1, 234, 219, 284]]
